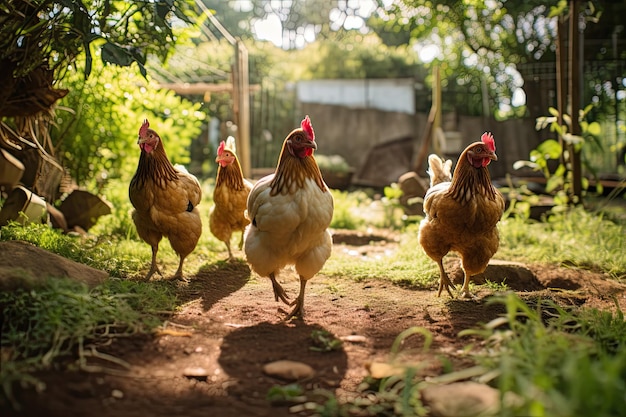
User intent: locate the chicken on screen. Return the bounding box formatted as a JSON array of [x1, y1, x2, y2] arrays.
[[129, 119, 202, 281], [418, 132, 505, 298], [244, 115, 334, 320], [209, 136, 253, 261]]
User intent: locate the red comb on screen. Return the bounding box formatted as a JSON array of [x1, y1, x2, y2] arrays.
[[139, 119, 150, 137], [301, 115, 315, 141], [481, 132, 495, 152], [217, 141, 225, 156]]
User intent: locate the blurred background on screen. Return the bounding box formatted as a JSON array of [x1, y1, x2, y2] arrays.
[[1, 0, 624, 221]]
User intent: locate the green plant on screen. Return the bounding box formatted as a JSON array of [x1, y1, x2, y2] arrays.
[[0, 0, 196, 81], [498, 207, 626, 278], [513, 104, 603, 212], [329, 189, 367, 230], [483, 278, 510, 293], [461, 293, 626, 417], [54, 58, 206, 187], [309, 330, 342, 352], [381, 183, 406, 229], [266, 383, 306, 405]]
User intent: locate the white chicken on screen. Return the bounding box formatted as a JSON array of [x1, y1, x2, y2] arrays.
[[244, 115, 334, 320]]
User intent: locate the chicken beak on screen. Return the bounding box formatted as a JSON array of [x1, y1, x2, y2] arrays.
[[490, 152, 498, 161], [304, 140, 317, 150]]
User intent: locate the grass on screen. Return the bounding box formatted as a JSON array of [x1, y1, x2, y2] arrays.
[[498, 208, 626, 278], [301, 294, 626, 417], [0, 277, 178, 409], [460, 293, 626, 417], [1, 179, 626, 414], [324, 222, 437, 288]]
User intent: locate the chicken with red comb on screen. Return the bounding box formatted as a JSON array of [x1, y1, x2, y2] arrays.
[[209, 137, 252, 261], [129, 119, 202, 281], [244, 115, 334, 320], [418, 132, 505, 298]]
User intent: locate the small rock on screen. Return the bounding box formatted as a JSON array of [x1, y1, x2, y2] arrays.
[[368, 361, 406, 379], [340, 335, 367, 344], [183, 367, 209, 381], [421, 382, 500, 417], [262, 360, 315, 381], [111, 389, 124, 399]]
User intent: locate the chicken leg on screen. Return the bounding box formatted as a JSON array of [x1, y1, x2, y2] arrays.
[[284, 277, 307, 321], [436, 259, 456, 298], [145, 245, 163, 280], [238, 232, 245, 251], [269, 272, 291, 305], [173, 255, 189, 282], [225, 241, 234, 262], [459, 268, 474, 299]]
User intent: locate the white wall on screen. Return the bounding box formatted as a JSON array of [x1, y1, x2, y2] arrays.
[[297, 79, 415, 114]]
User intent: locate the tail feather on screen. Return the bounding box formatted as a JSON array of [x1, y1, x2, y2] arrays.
[[225, 136, 237, 153], [426, 154, 452, 187]]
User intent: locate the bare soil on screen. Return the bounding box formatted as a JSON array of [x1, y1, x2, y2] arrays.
[[3, 230, 626, 417]]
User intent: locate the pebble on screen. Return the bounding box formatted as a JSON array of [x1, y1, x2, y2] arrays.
[[420, 382, 500, 417], [367, 361, 406, 379], [111, 389, 124, 399], [183, 367, 210, 381], [262, 360, 315, 381], [340, 335, 367, 344]]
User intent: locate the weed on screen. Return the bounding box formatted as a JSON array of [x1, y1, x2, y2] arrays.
[[310, 330, 343, 352]]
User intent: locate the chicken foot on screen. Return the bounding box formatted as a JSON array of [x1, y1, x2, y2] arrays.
[[173, 256, 189, 282], [436, 259, 456, 298], [459, 270, 474, 299], [225, 241, 234, 262], [269, 272, 291, 305], [283, 278, 307, 321], [145, 246, 164, 280]]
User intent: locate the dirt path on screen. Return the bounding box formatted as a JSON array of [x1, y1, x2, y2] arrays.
[[4, 232, 626, 417]]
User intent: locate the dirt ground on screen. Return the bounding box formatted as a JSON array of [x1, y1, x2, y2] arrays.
[[3, 230, 626, 417]]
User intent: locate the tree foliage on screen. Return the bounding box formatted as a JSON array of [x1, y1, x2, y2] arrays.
[[1, 0, 198, 80], [54, 56, 205, 187], [1, 0, 203, 189]]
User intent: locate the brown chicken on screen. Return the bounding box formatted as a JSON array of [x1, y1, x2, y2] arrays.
[[129, 119, 202, 281], [209, 136, 252, 260], [244, 115, 334, 320], [418, 132, 505, 298]]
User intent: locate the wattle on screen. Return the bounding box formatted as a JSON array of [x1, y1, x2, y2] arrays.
[[140, 143, 154, 153], [467, 155, 484, 168], [296, 148, 313, 159]]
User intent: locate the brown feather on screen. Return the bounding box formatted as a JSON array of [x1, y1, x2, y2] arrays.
[[447, 145, 498, 203], [216, 157, 247, 191], [269, 131, 326, 196], [130, 144, 179, 190]]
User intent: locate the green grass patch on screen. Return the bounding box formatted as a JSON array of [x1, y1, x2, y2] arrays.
[[324, 223, 437, 289], [499, 207, 626, 278], [0, 277, 178, 408], [460, 293, 626, 417]]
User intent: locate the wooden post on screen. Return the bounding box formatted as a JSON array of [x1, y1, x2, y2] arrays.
[[568, 0, 582, 203], [556, 13, 567, 167], [233, 41, 251, 178], [413, 65, 441, 173]]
